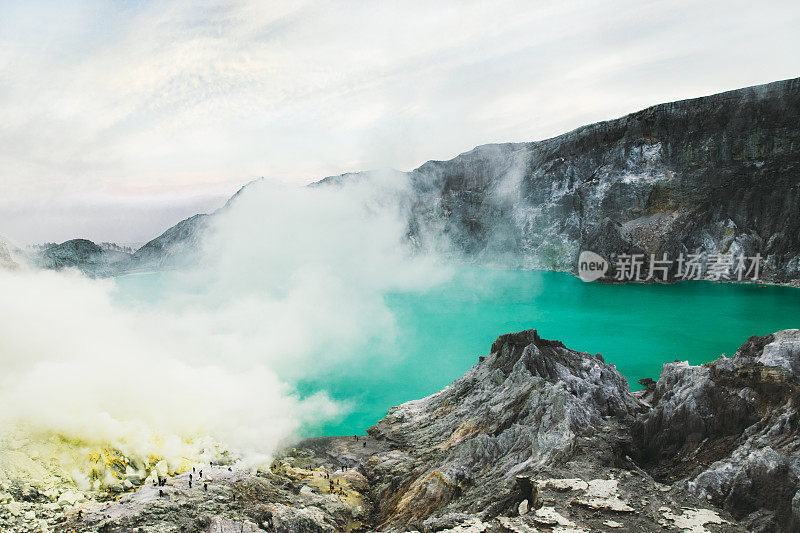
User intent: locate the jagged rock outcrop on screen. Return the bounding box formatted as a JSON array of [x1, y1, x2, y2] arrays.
[[391, 77, 800, 281], [348, 330, 740, 532], [4, 329, 799, 532], [92, 76, 800, 283], [124, 182, 254, 272], [130, 213, 210, 270], [633, 329, 800, 532], [34, 239, 126, 277], [363, 330, 642, 527], [27, 212, 209, 276]]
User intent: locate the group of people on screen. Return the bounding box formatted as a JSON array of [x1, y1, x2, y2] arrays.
[[156, 466, 211, 497], [328, 477, 346, 496], [188, 467, 208, 492]]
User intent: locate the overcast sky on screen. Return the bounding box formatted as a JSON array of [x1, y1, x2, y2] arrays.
[[1, 0, 798, 244]]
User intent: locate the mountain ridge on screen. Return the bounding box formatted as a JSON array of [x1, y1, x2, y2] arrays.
[[27, 75, 800, 283]]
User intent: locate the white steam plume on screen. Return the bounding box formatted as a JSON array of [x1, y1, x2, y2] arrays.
[[0, 172, 449, 492]]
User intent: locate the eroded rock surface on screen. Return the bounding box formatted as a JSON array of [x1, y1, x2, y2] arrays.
[[33, 77, 800, 283], [634, 329, 800, 531], [4, 329, 799, 531], [343, 329, 742, 532], [35, 239, 116, 277]]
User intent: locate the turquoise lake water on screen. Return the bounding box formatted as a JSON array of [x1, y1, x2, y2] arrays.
[[114, 269, 800, 437]]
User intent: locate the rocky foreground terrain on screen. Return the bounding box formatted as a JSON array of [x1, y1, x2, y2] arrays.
[[24, 76, 800, 283], [3, 328, 799, 532]]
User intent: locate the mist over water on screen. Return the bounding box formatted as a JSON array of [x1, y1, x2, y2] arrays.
[[111, 264, 800, 440], [298, 268, 800, 435], [2, 175, 800, 491], [0, 177, 451, 486]]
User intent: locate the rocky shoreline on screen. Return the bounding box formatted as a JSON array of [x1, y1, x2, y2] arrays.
[[3, 328, 799, 532]]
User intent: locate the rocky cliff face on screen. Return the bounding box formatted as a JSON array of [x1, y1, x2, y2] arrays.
[[348, 329, 800, 532], [633, 329, 800, 532], [13, 329, 800, 532], [81, 76, 800, 283], [129, 213, 209, 270], [362, 330, 643, 529], [376, 76, 800, 282]]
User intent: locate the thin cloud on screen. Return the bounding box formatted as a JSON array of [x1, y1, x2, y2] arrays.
[[0, 0, 798, 243]]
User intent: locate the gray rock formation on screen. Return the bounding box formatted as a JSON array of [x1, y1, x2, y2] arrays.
[[333, 329, 741, 532], [87, 76, 800, 283], [25, 215, 207, 276], [362, 330, 642, 528], [35, 239, 125, 277], [8, 329, 800, 532], [130, 213, 209, 270], [633, 329, 800, 532], [340, 76, 800, 282]]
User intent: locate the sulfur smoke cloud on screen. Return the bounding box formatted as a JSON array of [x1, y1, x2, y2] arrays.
[[0, 173, 449, 489]]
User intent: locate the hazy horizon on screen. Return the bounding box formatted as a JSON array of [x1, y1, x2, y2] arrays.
[[3, 73, 799, 247], [2, 0, 799, 244]]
